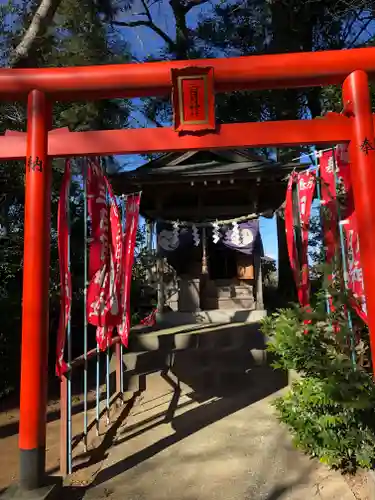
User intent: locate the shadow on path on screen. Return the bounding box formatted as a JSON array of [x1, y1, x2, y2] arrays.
[[62, 365, 288, 499]]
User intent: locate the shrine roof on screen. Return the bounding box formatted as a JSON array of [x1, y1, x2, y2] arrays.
[[112, 149, 297, 191], [110, 149, 307, 221]]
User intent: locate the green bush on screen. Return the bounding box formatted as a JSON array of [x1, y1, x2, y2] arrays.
[[262, 289, 375, 472], [274, 377, 375, 471]]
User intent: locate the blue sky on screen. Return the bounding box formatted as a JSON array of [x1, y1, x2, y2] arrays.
[[114, 2, 321, 264], [259, 217, 277, 262], [115, 1, 282, 261]]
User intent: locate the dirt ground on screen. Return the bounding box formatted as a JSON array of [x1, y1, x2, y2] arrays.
[[0, 384, 106, 492], [0, 369, 372, 500]]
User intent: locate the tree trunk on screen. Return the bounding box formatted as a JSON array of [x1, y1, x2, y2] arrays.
[[10, 0, 62, 67]]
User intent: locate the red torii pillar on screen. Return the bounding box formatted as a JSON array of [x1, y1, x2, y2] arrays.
[[343, 71, 375, 368], [18, 90, 52, 491]]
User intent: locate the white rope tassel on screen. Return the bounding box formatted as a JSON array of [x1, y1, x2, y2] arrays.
[[192, 224, 200, 246], [212, 221, 220, 244]]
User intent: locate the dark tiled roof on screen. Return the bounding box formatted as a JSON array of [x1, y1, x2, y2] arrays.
[[113, 149, 297, 188]]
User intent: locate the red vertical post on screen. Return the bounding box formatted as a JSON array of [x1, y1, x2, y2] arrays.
[[342, 70, 375, 376], [19, 90, 52, 490]]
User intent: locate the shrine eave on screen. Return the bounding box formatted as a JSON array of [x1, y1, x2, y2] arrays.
[[111, 160, 300, 195]]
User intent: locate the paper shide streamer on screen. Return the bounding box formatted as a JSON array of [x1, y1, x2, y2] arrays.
[[212, 221, 220, 244], [192, 224, 200, 246], [172, 220, 180, 246]]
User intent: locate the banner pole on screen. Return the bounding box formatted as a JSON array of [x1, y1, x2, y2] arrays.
[[331, 148, 356, 367], [66, 158, 72, 474], [102, 158, 111, 425], [120, 196, 126, 401], [314, 149, 331, 314], [83, 157, 89, 450]]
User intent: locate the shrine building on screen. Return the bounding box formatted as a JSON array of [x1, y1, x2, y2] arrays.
[[113, 149, 295, 326]]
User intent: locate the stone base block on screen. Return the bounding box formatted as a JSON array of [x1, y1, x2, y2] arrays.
[[1, 479, 62, 500]]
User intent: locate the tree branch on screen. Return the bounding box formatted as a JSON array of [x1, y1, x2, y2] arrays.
[[347, 16, 374, 48], [112, 19, 176, 51], [140, 0, 152, 21], [10, 0, 63, 67], [182, 0, 210, 14], [146, 114, 164, 127], [114, 0, 209, 58]]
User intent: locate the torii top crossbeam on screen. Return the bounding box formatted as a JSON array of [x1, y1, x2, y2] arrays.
[[2, 47, 375, 100]]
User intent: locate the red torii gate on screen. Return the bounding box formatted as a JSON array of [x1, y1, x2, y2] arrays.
[[2, 47, 375, 495]]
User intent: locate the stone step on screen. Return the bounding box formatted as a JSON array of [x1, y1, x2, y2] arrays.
[[213, 279, 238, 286], [212, 288, 254, 299], [158, 309, 266, 327], [117, 340, 268, 380], [109, 322, 271, 397], [112, 350, 269, 396], [129, 322, 264, 352], [203, 298, 255, 310], [205, 282, 253, 293], [113, 357, 273, 400]]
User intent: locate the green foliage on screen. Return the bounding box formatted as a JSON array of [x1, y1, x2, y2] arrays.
[[262, 258, 277, 287], [262, 287, 375, 472], [0, 0, 131, 398], [275, 377, 375, 471]]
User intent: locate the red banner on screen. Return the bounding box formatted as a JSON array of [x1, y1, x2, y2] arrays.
[[86, 158, 111, 350], [118, 194, 141, 346], [103, 178, 123, 327], [298, 171, 316, 308], [343, 214, 367, 320], [285, 172, 298, 288], [335, 145, 367, 322], [56, 160, 72, 377], [95, 181, 124, 350], [319, 151, 339, 265], [285, 171, 315, 307], [335, 144, 354, 220]]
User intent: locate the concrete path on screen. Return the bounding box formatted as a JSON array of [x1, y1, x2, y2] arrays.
[[64, 367, 356, 500]]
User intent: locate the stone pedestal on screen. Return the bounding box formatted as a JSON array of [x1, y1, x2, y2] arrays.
[[178, 278, 200, 312], [202, 279, 255, 310]]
